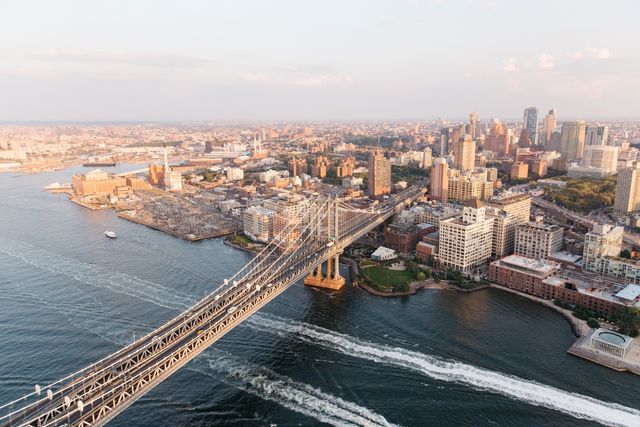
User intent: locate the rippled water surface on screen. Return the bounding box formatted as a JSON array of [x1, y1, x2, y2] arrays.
[[0, 165, 638, 426]]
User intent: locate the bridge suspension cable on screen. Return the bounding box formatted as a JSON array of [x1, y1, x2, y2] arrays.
[[0, 186, 424, 427]]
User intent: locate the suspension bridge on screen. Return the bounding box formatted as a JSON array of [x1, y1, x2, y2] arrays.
[[0, 186, 424, 427]]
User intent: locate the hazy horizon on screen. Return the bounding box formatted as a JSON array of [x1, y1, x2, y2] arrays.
[[2, 0, 639, 122]]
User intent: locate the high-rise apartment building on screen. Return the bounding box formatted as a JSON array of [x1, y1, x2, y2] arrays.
[[438, 201, 494, 273], [447, 170, 494, 202], [582, 224, 623, 272], [452, 134, 476, 172], [531, 159, 548, 177], [440, 127, 452, 155], [336, 156, 355, 177], [430, 157, 449, 202], [486, 207, 526, 258], [585, 125, 609, 147], [559, 121, 587, 161], [288, 157, 307, 177], [242, 206, 275, 243], [523, 107, 539, 145], [484, 119, 509, 157], [311, 155, 329, 178], [368, 150, 391, 196], [614, 165, 640, 213], [511, 161, 529, 180], [264, 195, 311, 250], [541, 109, 557, 148], [514, 221, 563, 260], [579, 145, 618, 175], [486, 193, 532, 222], [421, 147, 433, 169]]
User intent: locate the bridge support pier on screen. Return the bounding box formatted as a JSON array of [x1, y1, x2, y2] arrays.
[[304, 254, 345, 290]]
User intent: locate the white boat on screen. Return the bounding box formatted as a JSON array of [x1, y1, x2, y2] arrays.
[[104, 230, 117, 239], [43, 182, 72, 192]]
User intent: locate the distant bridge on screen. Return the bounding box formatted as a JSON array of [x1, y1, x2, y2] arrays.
[[0, 186, 424, 427]]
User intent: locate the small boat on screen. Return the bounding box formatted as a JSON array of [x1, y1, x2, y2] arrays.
[[104, 230, 117, 239], [43, 182, 72, 192]]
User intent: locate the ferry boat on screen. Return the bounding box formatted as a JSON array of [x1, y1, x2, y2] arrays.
[[104, 230, 117, 239]]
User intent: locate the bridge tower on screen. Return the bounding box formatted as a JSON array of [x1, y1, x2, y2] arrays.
[[304, 195, 346, 290]]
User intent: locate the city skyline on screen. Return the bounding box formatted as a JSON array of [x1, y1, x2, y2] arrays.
[[2, 0, 639, 121]]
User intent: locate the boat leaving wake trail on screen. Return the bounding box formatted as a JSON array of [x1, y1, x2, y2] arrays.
[[247, 313, 640, 427], [4, 236, 637, 426]]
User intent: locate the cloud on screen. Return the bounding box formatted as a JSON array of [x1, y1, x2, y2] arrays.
[[239, 72, 353, 87], [288, 75, 353, 87], [502, 57, 518, 72], [537, 53, 555, 70], [585, 47, 611, 59], [241, 73, 271, 82], [568, 47, 611, 60], [32, 49, 213, 68]]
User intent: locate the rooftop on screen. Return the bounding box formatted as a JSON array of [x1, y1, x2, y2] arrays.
[[488, 192, 531, 204], [497, 255, 560, 277], [615, 284, 640, 302], [592, 328, 633, 349], [550, 251, 582, 264], [519, 221, 561, 232]]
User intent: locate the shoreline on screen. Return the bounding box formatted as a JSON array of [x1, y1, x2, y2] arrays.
[[222, 237, 264, 254], [488, 284, 589, 338], [222, 245, 639, 376]]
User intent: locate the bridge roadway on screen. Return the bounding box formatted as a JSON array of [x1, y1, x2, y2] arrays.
[[2, 186, 423, 427]]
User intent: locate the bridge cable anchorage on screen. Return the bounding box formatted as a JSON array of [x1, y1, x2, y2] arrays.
[[0, 187, 423, 427]]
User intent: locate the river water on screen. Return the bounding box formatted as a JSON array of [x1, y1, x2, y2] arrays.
[[0, 164, 638, 427]]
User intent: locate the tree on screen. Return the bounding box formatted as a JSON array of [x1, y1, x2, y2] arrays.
[[615, 307, 640, 337], [587, 318, 600, 329], [620, 249, 632, 259], [416, 271, 426, 281]]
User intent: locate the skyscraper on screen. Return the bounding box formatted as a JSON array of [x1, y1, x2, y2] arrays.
[[469, 112, 479, 140], [368, 150, 391, 196], [559, 120, 587, 161], [523, 107, 539, 145], [585, 125, 609, 146], [439, 127, 452, 155], [430, 157, 449, 202], [452, 134, 476, 172], [614, 165, 640, 213], [421, 147, 432, 169], [541, 109, 557, 148], [484, 119, 509, 156]]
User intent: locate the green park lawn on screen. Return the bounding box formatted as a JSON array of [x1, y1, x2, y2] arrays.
[[361, 265, 416, 292]]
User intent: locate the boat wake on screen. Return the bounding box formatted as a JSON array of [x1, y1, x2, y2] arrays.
[[0, 237, 196, 311], [195, 351, 397, 427], [0, 254, 397, 427], [247, 313, 640, 427], [3, 237, 639, 426]]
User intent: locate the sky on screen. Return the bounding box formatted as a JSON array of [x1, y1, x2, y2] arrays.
[[1, 0, 639, 122]]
